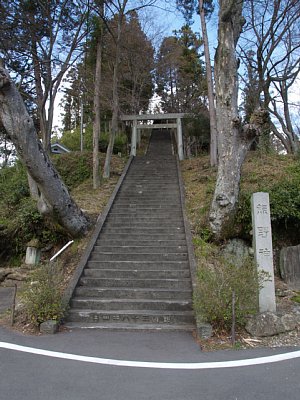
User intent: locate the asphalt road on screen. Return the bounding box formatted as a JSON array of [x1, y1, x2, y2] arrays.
[[0, 327, 300, 400]]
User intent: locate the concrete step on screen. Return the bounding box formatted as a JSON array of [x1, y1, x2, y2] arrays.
[[74, 287, 192, 300], [86, 261, 189, 270], [109, 211, 182, 218], [97, 233, 186, 241], [115, 192, 180, 197], [83, 269, 191, 279], [63, 322, 195, 331], [113, 199, 180, 205], [104, 218, 184, 226], [66, 309, 195, 325], [92, 245, 187, 254], [118, 193, 179, 197], [106, 216, 183, 222], [101, 227, 185, 235], [118, 188, 180, 194], [116, 191, 180, 195], [65, 131, 195, 331], [79, 277, 192, 289], [70, 298, 192, 311], [114, 197, 181, 203], [95, 239, 187, 247], [124, 175, 177, 179], [88, 252, 188, 262], [120, 184, 179, 189], [109, 208, 182, 215], [122, 180, 178, 184]]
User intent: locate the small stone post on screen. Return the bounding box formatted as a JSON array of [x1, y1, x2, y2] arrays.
[[131, 119, 137, 156], [251, 192, 276, 313], [25, 239, 41, 266], [176, 117, 184, 160]]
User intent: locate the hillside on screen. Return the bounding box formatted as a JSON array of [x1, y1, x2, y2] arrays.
[[0, 152, 127, 268], [182, 151, 300, 252], [0, 149, 299, 341]]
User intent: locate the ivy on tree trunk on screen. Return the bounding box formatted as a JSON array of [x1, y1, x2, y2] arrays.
[[209, 0, 261, 239]]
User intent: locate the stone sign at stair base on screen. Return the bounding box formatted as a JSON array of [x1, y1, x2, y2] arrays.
[[251, 192, 276, 313], [90, 314, 176, 324]]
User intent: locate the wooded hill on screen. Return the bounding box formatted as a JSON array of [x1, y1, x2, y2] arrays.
[[0, 1, 299, 260]]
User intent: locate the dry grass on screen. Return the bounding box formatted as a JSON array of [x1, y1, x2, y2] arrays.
[[0, 155, 127, 334], [71, 155, 126, 218], [181, 151, 297, 235], [181, 155, 217, 234], [240, 151, 296, 192], [180, 152, 300, 350]]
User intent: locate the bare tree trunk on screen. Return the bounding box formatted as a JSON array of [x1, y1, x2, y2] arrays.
[[103, 10, 123, 179], [0, 65, 90, 237], [93, 32, 103, 189], [103, 62, 119, 178], [198, 0, 218, 167], [209, 0, 259, 239]]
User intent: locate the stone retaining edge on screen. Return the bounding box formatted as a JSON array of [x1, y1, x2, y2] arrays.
[[175, 157, 197, 292], [62, 156, 134, 309], [176, 157, 213, 339]]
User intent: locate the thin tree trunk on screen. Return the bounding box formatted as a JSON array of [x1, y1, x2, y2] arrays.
[[31, 40, 49, 152], [93, 32, 103, 189], [0, 65, 90, 237], [103, 12, 123, 179], [198, 0, 218, 167]]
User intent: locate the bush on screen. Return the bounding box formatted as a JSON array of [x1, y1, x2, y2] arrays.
[[13, 198, 44, 253], [0, 161, 29, 208], [22, 262, 66, 326], [194, 256, 263, 332], [235, 159, 300, 240], [53, 151, 92, 189], [0, 164, 63, 260], [58, 125, 128, 154]]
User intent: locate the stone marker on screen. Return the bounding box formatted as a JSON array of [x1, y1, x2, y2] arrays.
[[251, 192, 276, 313], [40, 320, 59, 334], [196, 321, 213, 339], [25, 239, 40, 266]]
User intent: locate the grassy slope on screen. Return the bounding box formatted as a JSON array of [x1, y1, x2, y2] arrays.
[[181, 151, 300, 269]]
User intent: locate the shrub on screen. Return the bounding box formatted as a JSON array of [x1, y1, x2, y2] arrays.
[[0, 161, 29, 208], [235, 159, 300, 240], [53, 151, 92, 189], [193, 256, 263, 332], [22, 262, 66, 326], [58, 125, 128, 154]]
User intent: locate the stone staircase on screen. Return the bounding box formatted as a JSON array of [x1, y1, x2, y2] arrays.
[[65, 130, 195, 330]]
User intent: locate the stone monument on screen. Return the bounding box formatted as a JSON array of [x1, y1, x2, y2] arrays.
[[251, 192, 276, 313]]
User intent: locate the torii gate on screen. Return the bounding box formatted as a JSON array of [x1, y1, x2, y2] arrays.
[[120, 113, 186, 160]]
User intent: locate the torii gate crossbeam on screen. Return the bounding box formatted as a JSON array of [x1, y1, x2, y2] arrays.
[[120, 113, 186, 160]]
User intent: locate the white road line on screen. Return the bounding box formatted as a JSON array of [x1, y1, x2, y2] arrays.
[[0, 341, 300, 370]]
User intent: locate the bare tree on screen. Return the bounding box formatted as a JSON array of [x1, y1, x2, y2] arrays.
[[0, 64, 90, 237], [102, 0, 156, 179], [198, 0, 218, 166], [102, 2, 127, 179], [0, 0, 89, 152], [209, 0, 265, 239], [176, 0, 218, 165], [240, 0, 300, 153], [92, 1, 106, 189]]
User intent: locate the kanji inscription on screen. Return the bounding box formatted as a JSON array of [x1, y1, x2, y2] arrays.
[[251, 192, 276, 313]]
